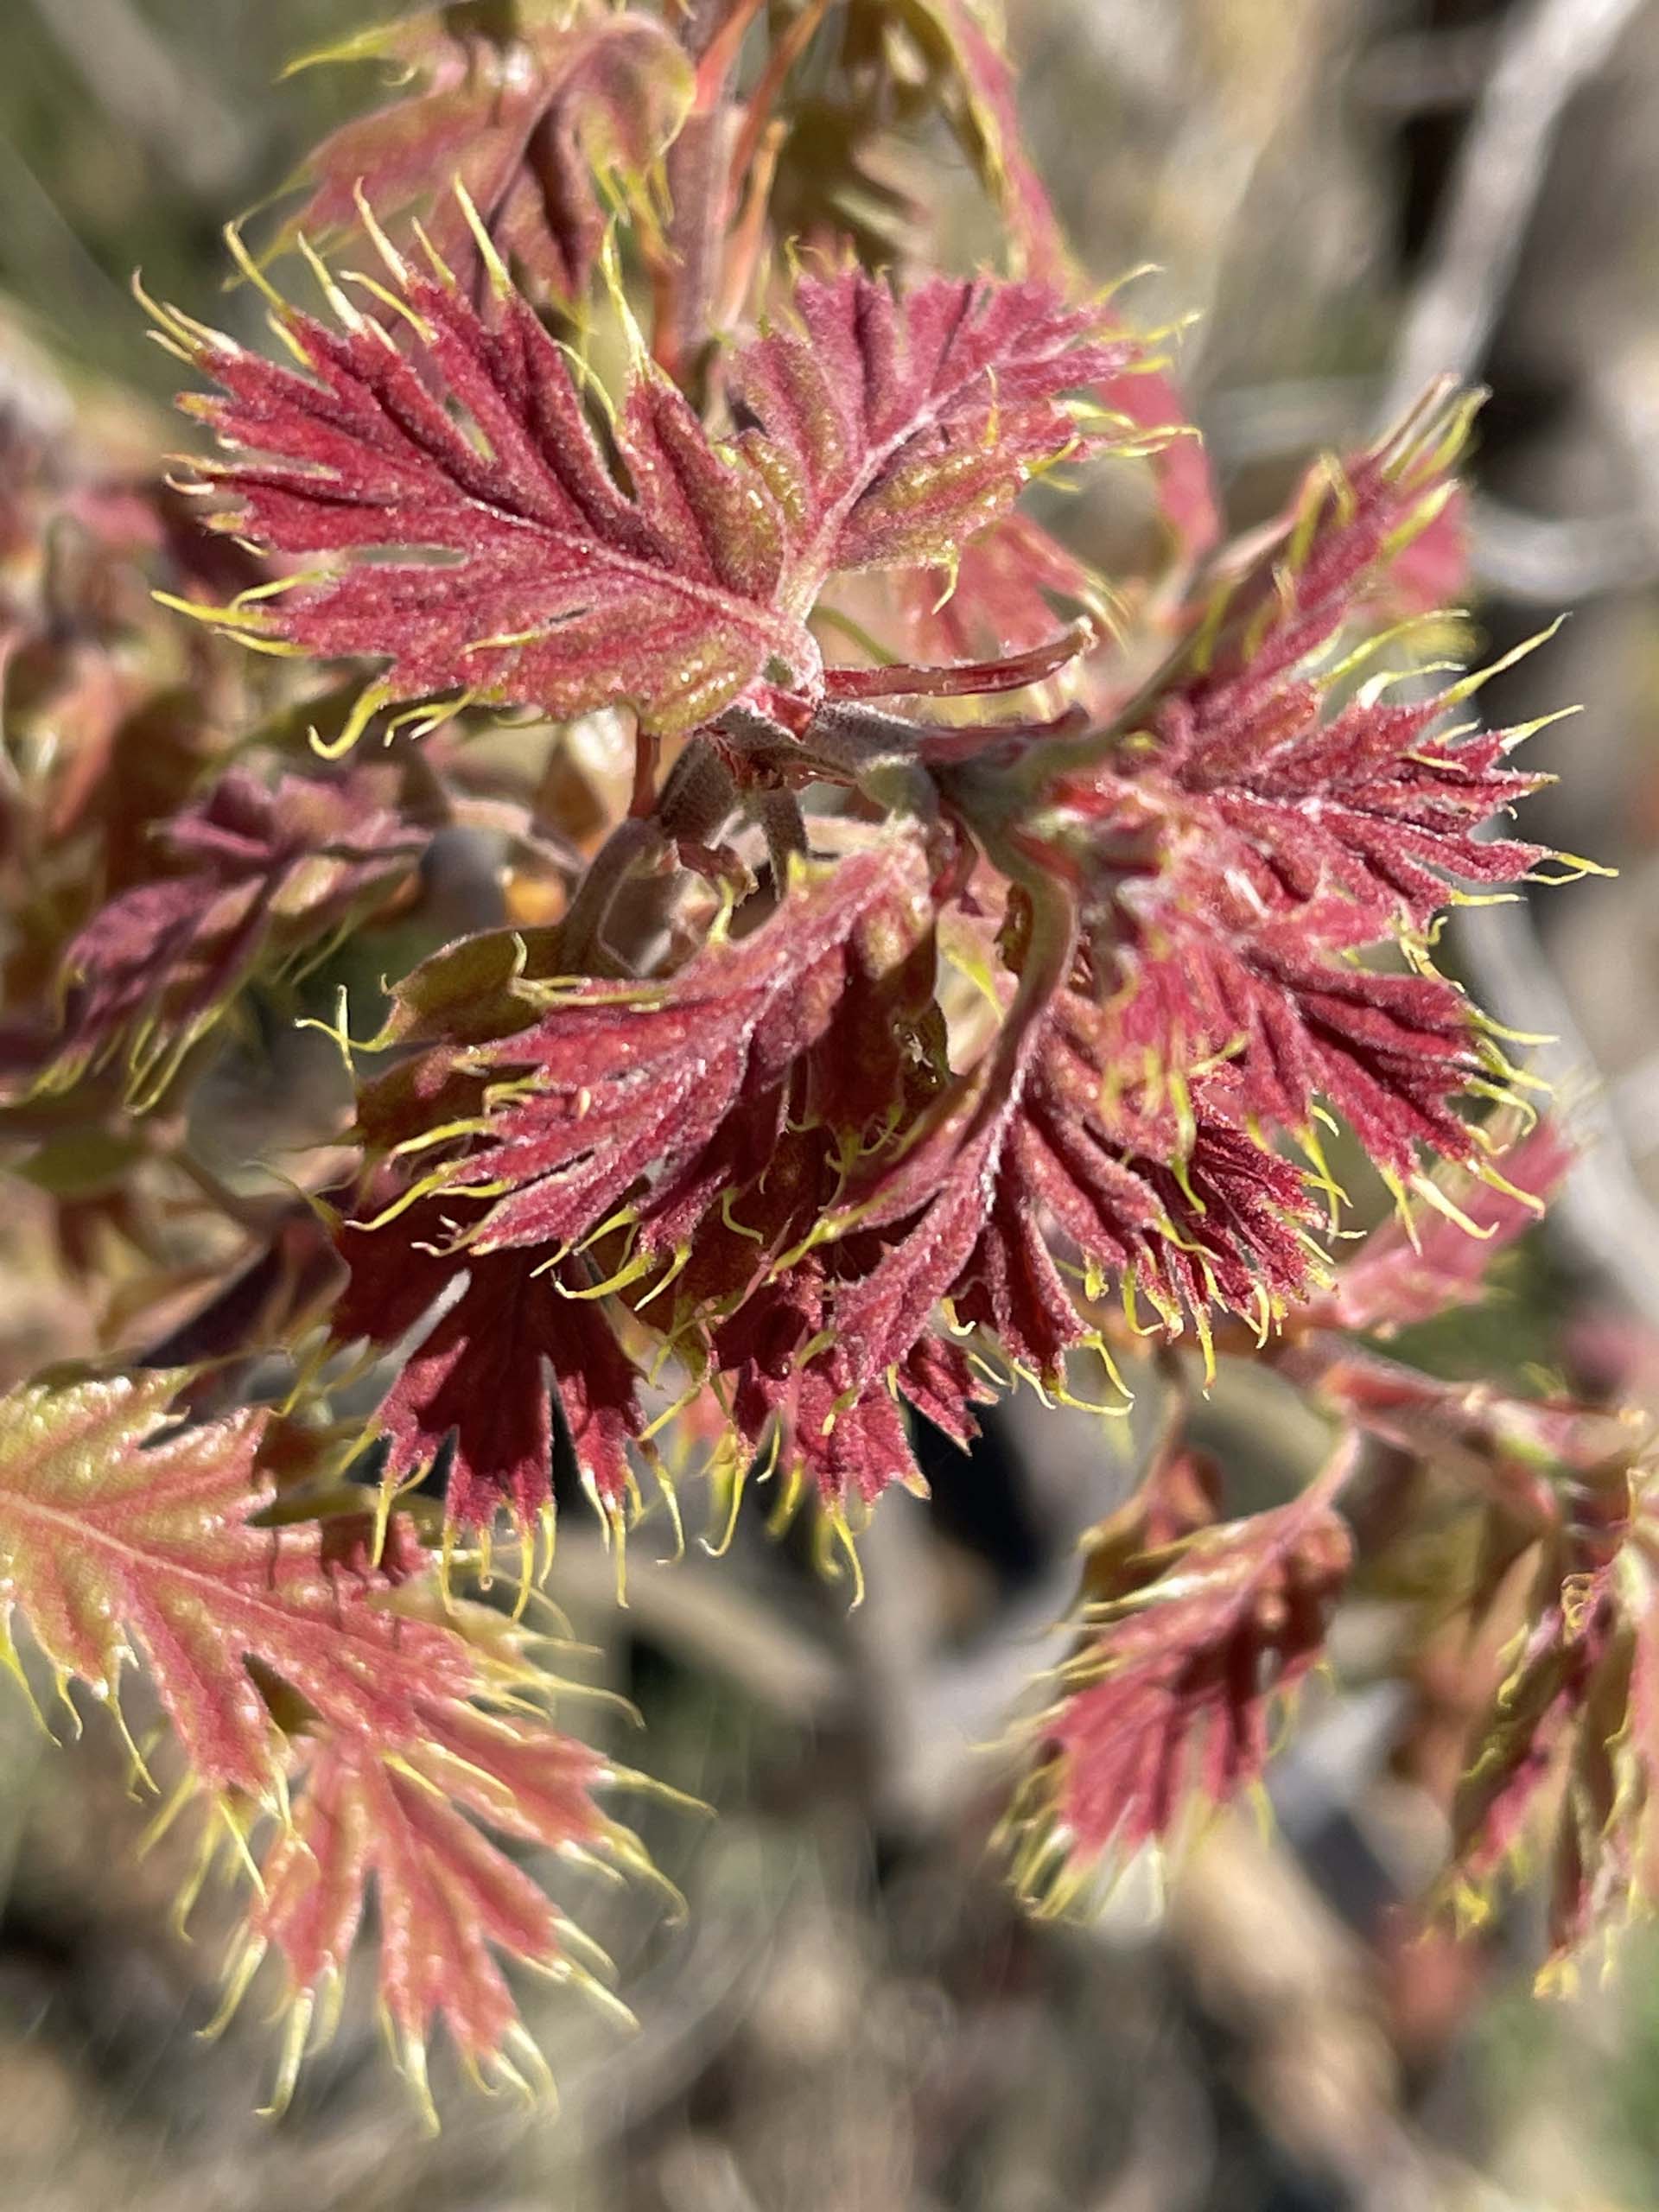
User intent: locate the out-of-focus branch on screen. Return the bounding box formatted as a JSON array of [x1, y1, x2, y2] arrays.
[[1382, 0, 1647, 423], [1467, 492, 1659, 602], [1167, 1816, 1529, 2212], [853, 1385, 1162, 1832], [1351, 25, 1498, 118], [550, 1532, 847, 1726], [1377, 0, 1659, 1331]]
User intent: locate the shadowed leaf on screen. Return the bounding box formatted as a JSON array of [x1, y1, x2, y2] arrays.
[[280, 2, 693, 304], [34, 766, 421, 1108]]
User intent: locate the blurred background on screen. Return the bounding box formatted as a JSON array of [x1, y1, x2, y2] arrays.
[[3, 1, 1659, 2207]]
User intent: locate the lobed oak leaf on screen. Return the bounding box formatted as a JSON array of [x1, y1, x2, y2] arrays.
[[0, 1366, 645, 2112], [821, 887, 1320, 1399], [1058, 595, 1556, 1185], [333, 842, 938, 1533], [1173, 384, 1481, 701], [1056, 383, 1546, 940], [0, 1367, 474, 1799], [426, 838, 937, 1259], [166, 264, 812, 738], [1004, 1436, 1356, 1908], [244, 1678, 626, 2113], [1127, 674, 1549, 939], [1101, 895, 1494, 1179], [162, 242, 1139, 736], [278, 3, 693, 305], [730, 267, 1139, 584]]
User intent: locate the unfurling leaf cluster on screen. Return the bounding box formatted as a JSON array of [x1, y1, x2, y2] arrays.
[[0, 0, 1637, 2125]]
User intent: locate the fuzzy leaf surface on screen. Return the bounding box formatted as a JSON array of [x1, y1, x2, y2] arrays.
[[824, 890, 1319, 1395], [1058, 397, 1551, 1177], [168, 257, 1135, 734], [1100, 898, 1493, 1177], [728, 268, 1137, 583], [0, 1369, 474, 1797], [1130, 675, 1547, 938], [336, 840, 937, 1526], [245, 1644, 620, 2102], [332, 1218, 645, 1534], [429, 839, 936, 1257]]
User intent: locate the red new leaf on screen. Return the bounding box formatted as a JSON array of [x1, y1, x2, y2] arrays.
[[166, 270, 810, 738], [160, 245, 1136, 736], [729, 268, 1137, 581], [1005, 1437, 1355, 1906], [1103, 897, 1494, 1179], [0, 1367, 645, 2113], [1127, 671, 1548, 938], [244, 1676, 628, 2115], [428, 839, 934, 1258], [334, 839, 936, 1530], [1051, 398, 1558, 1182], [1060, 389, 1545, 934], [822, 881, 1319, 1400], [0, 1367, 467, 1797], [333, 1215, 645, 1536]]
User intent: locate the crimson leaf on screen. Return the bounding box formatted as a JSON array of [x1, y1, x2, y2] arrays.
[[157, 243, 1138, 736], [820, 882, 1320, 1400], [334, 839, 937, 1533], [424, 839, 935, 1259], [1004, 1436, 1355, 1908], [332, 1213, 645, 1538]]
